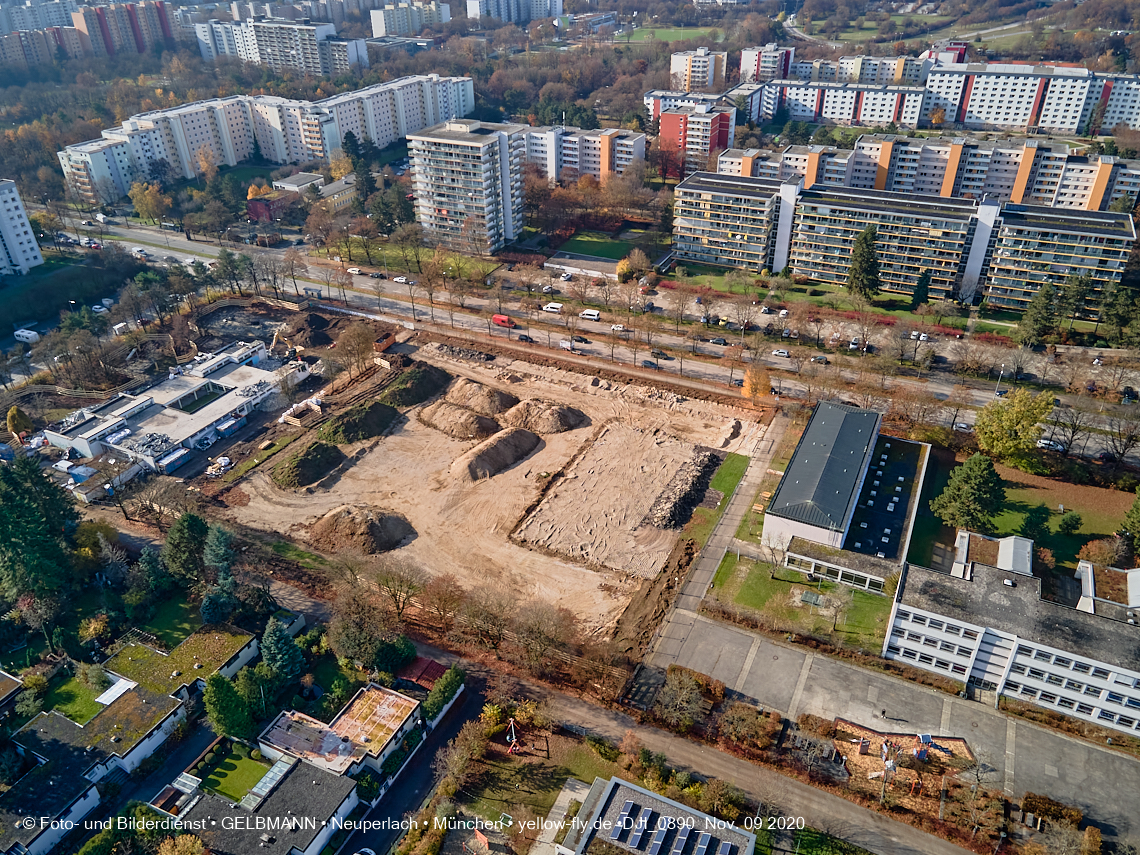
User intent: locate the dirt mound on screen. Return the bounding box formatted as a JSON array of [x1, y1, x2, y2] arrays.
[[445, 378, 519, 416], [308, 504, 415, 553], [419, 401, 501, 440], [642, 449, 722, 528], [452, 427, 540, 482], [284, 312, 335, 348], [318, 401, 399, 444], [379, 364, 451, 408], [272, 441, 345, 489], [500, 399, 587, 434]]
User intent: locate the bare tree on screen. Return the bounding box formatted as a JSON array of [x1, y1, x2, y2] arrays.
[[731, 299, 758, 344], [420, 572, 466, 632], [513, 601, 578, 671], [283, 247, 308, 296], [1052, 405, 1095, 456], [1103, 410, 1140, 467], [942, 385, 973, 426], [462, 585, 513, 650], [654, 669, 703, 730], [374, 556, 427, 621]]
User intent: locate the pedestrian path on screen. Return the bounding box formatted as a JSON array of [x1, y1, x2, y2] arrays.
[[531, 778, 591, 855]]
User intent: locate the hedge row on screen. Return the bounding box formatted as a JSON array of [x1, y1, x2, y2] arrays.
[[422, 666, 464, 720]]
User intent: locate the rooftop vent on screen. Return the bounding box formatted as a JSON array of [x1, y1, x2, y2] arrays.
[[1004, 579, 1016, 587]]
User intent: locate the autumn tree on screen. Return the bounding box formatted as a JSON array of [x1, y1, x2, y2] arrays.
[[974, 389, 1053, 460], [743, 361, 770, 406], [195, 144, 218, 182], [128, 181, 173, 224]]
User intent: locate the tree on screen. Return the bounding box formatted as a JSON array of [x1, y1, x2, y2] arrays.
[[261, 616, 305, 679], [203, 673, 252, 738], [461, 585, 512, 650], [1124, 490, 1140, 546], [699, 778, 743, 819], [1020, 503, 1052, 542], [162, 513, 208, 583], [328, 587, 392, 663], [203, 524, 235, 575], [1052, 405, 1094, 456], [1058, 511, 1083, 536], [513, 601, 577, 670], [1059, 273, 1093, 330], [1103, 411, 1140, 467], [157, 835, 208, 855], [338, 323, 376, 377], [930, 453, 1007, 533], [6, 406, 32, 438], [375, 557, 426, 622], [911, 269, 931, 311], [129, 181, 172, 224], [743, 361, 770, 406], [974, 389, 1053, 459], [846, 226, 880, 299], [420, 573, 465, 632], [1018, 283, 1059, 346], [283, 247, 307, 295], [0, 457, 79, 599], [195, 145, 218, 183], [654, 669, 703, 730]]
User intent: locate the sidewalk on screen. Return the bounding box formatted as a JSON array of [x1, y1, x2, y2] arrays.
[[532, 777, 591, 855]]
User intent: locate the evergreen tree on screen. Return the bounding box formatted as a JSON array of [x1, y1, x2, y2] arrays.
[[846, 226, 880, 299], [930, 453, 1007, 533], [162, 513, 209, 584], [1017, 282, 1059, 346], [203, 673, 252, 738], [200, 589, 230, 624], [911, 269, 931, 311], [0, 457, 77, 599], [203, 524, 235, 575], [1058, 273, 1093, 331], [137, 546, 170, 593], [261, 616, 305, 679], [341, 131, 362, 162], [1019, 503, 1052, 542], [1122, 488, 1140, 544], [251, 135, 264, 164]]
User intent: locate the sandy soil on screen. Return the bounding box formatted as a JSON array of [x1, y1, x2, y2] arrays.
[[516, 425, 695, 577], [224, 344, 755, 631]]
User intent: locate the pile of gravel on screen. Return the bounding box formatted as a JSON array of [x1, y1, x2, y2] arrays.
[[434, 343, 495, 362], [641, 450, 722, 529]]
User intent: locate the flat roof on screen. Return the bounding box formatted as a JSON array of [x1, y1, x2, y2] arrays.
[[575, 778, 755, 855], [767, 401, 881, 532], [800, 186, 980, 220], [105, 624, 254, 694], [999, 204, 1136, 238], [676, 171, 784, 200], [259, 685, 419, 774], [901, 563, 1140, 672], [842, 436, 925, 561], [181, 761, 355, 855], [409, 118, 526, 143]]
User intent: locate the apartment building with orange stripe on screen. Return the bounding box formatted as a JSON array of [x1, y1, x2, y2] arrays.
[[523, 126, 646, 182], [717, 135, 1140, 211]]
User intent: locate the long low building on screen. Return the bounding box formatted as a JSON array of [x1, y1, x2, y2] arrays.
[[672, 171, 1134, 309], [58, 73, 474, 204]]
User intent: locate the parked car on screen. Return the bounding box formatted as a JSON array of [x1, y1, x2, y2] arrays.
[[810, 355, 828, 364], [393, 276, 408, 283], [760, 306, 771, 314], [346, 267, 362, 275], [91, 305, 109, 314], [611, 324, 626, 332], [730, 378, 743, 387], [910, 330, 920, 339], [542, 285, 559, 294], [163, 255, 179, 263], [995, 389, 1008, 397], [1036, 438, 1065, 452], [650, 349, 672, 360], [572, 335, 589, 344], [953, 423, 972, 433], [560, 272, 572, 281], [848, 339, 861, 350], [370, 272, 384, 278], [772, 349, 790, 357], [919, 333, 930, 342], [516, 334, 535, 343], [641, 359, 660, 369], [778, 309, 789, 318], [709, 337, 728, 346]]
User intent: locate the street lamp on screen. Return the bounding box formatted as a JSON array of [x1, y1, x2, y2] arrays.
[[995, 363, 1006, 396]]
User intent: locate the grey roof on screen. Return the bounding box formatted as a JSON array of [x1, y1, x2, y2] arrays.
[[901, 563, 1140, 672], [676, 171, 785, 200], [182, 760, 357, 855], [999, 204, 1136, 239], [767, 402, 881, 532]]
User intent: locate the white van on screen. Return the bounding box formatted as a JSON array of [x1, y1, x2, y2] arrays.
[[579, 309, 601, 322], [542, 302, 563, 313], [13, 329, 39, 344], [559, 339, 574, 351]]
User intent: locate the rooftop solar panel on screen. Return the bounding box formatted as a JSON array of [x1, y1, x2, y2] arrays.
[[668, 825, 692, 855], [611, 801, 636, 841], [629, 810, 653, 848], [717, 841, 734, 855], [694, 832, 713, 855], [647, 817, 670, 855]]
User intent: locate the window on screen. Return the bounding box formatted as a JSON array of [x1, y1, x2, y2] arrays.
[[1058, 697, 1076, 709], [1011, 664, 1026, 675], [1073, 662, 1091, 674], [1029, 668, 1046, 680], [1085, 686, 1102, 697], [1107, 693, 1125, 705], [1040, 692, 1058, 704], [1077, 703, 1095, 715], [1035, 650, 1052, 662], [1093, 667, 1111, 680], [962, 629, 979, 640], [1053, 657, 1072, 667]]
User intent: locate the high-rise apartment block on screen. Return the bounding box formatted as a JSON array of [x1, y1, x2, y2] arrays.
[[71, 1, 173, 56], [195, 17, 367, 74], [758, 80, 929, 128], [0, 180, 44, 275], [671, 171, 1134, 312], [788, 54, 934, 85], [643, 90, 721, 121], [669, 47, 727, 91], [465, 0, 560, 25], [58, 74, 474, 204], [659, 104, 735, 173], [523, 126, 646, 181], [739, 43, 794, 83], [717, 135, 1140, 212], [408, 118, 526, 253], [0, 0, 79, 34], [370, 0, 449, 35]]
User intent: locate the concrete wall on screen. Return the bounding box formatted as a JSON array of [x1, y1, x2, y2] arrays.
[[761, 514, 843, 550]]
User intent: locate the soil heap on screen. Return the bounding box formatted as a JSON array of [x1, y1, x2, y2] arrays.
[[308, 504, 415, 553], [451, 427, 540, 482], [445, 378, 519, 416], [500, 399, 587, 434], [418, 401, 501, 439]]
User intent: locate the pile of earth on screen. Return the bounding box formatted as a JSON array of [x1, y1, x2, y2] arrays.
[[451, 427, 540, 482], [418, 401, 500, 440], [317, 401, 399, 444], [445, 378, 519, 416], [434, 343, 494, 362], [500, 399, 587, 434], [271, 441, 345, 489], [642, 449, 722, 529], [308, 504, 415, 553], [378, 363, 451, 408]]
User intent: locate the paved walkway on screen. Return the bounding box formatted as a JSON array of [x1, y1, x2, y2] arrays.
[[532, 778, 591, 855]]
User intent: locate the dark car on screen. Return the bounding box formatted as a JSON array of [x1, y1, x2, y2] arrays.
[[995, 389, 1008, 398], [1096, 451, 1117, 463], [516, 334, 534, 343], [650, 349, 672, 360], [572, 335, 589, 344], [506, 263, 516, 271], [641, 359, 660, 369], [810, 355, 828, 364], [730, 378, 743, 387], [369, 272, 383, 278], [710, 337, 728, 346]]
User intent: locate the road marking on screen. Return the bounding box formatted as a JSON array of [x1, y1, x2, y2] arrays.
[[940, 697, 953, 736], [787, 652, 815, 718], [1004, 719, 1017, 794], [737, 636, 762, 691], [866, 685, 878, 703]]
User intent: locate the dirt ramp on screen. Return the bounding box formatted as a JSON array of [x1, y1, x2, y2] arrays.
[[501, 399, 587, 434], [419, 400, 501, 439], [445, 378, 519, 416], [452, 427, 540, 482], [308, 504, 415, 553]]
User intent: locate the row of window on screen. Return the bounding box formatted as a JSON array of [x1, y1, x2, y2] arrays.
[[887, 644, 970, 675], [895, 609, 981, 639]]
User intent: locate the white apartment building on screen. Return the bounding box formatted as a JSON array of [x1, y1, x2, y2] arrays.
[[717, 134, 1140, 211], [739, 43, 794, 83], [786, 54, 934, 86], [0, 0, 78, 34], [643, 89, 721, 121], [58, 74, 474, 203], [670, 47, 727, 91], [370, 0, 448, 35], [194, 17, 368, 74], [0, 180, 44, 275], [523, 126, 646, 181], [465, 0, 559, 25], [408, 118, 525, 253], [759, 80, 927, 127], [924, 63, 1097, 132]]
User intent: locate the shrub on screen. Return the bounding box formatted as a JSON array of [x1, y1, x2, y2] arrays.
[[233, 743, 250, 758], [1058, 511, 1083, 536], [205, 752, 216, 764], [1117, 474, 1140, 493], [422, 666, 465, 720], [585, 735, 619, 761], [22, 674, 48, 695], [1022, 792, 1082, 826], [807, 288, 824, 296], [251, 749, 262, 760], [797, 713, 836, 738]]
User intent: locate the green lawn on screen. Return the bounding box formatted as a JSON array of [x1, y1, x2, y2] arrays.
[[557, 231, 635, 261], [222, 433, 299, 483], [309, 654, 364, 692], [142, 594, 202, 649], [44, 675, 103, 724], [712, 552, 739, 589], [682, 453, 750, 548], [202, 748, 272, 802], [620, 26, 720, 43], [463, 737, 621, 822], [271, 540, 330, 573], [828, 14, 952, 41]]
